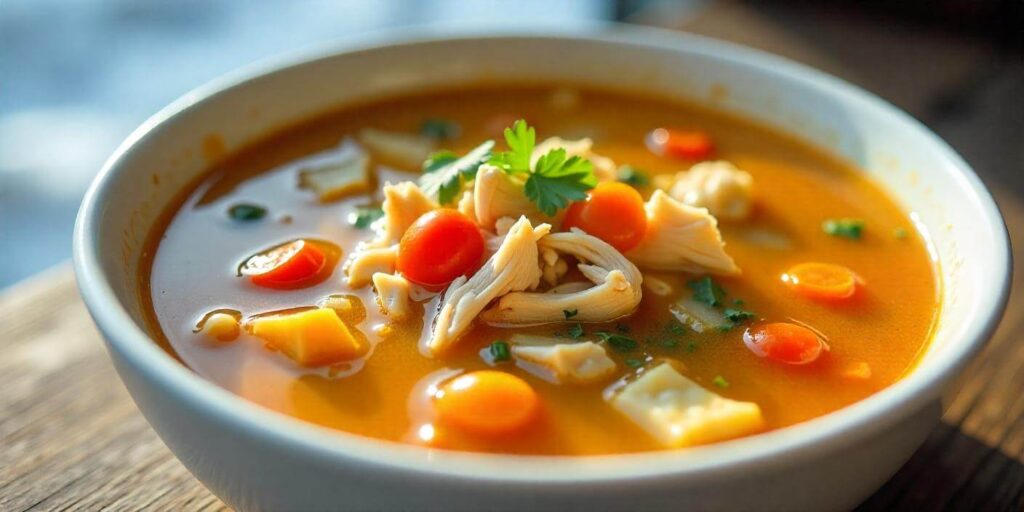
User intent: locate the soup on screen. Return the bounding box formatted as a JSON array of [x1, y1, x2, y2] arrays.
[[143, 86, 938, 455]]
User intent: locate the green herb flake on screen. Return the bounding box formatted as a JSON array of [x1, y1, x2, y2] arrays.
[[350, 206, 384, 229], [617, 165, 649, 187], [666, 321, 686, 336], [228, 203, 267, 222], [488, 341, 511, 362], [420, 118, 461, 140], [567, 323, 584, 340], [712, 375, 729, 388], [488, 119, 536, 174], [596, 331, 638, 353], [525, 148, 597, 215], [616, 323, 631, 333], [661, 338, 680, 348], [686, 341, 698, 353], [563, 309, 578, 319], [823, 218, 865, 239], [733, 299, 744, 306], [687, 276, 727, 307], [893, 227, 909, 239], [724, 308, 756, 323], [625, 358, 645, 369], [419, 140, 494, 205]]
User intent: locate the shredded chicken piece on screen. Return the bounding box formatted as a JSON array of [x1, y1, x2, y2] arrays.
[[426, 217, 551, 354], [539, 246, 569, 287], [626, 191, 740, 275], [480, 228, 642, 325], [456, 189, 475, 220], [372, 272, 412, 321], [345, 245, 398, 288], [472, 164, 543, 230], [664, 161, 754, 221], [530, 137, 616, 182], [510, 335, 617, 384], [371, 181, 437, 246]]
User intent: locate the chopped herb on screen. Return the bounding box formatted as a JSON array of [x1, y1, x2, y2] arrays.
[[712, 375, 729, 388], [350, 206, 384, 229], [490, 120, 597, 215], [420, 118, 460, 140], [733, 299, 745, 306], [228, 203, 267, 222], [596, 331, 638, 353], [563, 309, 578, 319], [488, 341, 511, 362], [724, 308, 756, 323], [551, 331, 565, 338], [688, 276, 727, 307], [617, 323, 631, 333], [661, 338, 680, 348], [625, 358, 645, 369], [686, 341, 698, 353], [419, 140, 494, 205], [823, 218, 865, 239], [617, 165, 649, 187], [666, 321, 686, 336], [893, 227, 909, 239], [717, 324, 735, 332], [567, 323, 584, 339]]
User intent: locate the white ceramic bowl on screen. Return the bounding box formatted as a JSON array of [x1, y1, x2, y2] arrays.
[[73, 26, 1011, 511]]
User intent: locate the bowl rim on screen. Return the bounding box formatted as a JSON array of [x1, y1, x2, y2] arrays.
[[73, 23, 1012, 483]]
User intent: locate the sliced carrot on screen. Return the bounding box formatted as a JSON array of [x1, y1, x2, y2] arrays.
[[241, 239, 331, 290], [743, 322, 824, 365], [562, 182, 648, 252], [782, 262, 860, 301], [434, 371, 539, 436], [647, 128, 715, 160]]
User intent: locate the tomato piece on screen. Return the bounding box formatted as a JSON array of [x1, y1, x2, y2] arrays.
[[397, 209, 485, 289], [782, 262, 861, 301], [241, 239, 334, 290], [647, 128, 714, 160], [743, 322, 825, 365], [434, 371, 539, 436], [562, 182, 648, 252]]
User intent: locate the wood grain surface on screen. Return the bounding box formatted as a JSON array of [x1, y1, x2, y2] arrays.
[[0, 189, 1021, 511]]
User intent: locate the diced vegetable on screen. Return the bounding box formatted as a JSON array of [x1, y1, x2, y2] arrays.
[[646, 128, 714, 160], [822, 218, 865, 239], [240, 239, 334, 290], [397, 209, 485, 289], [510, 336, 617, 384], [434, 371, 539, 435], [712, 375, 729, 388], [248, 308, 367, 367], [228, 203, 267, 222], [298, 154, 370, 202], [743, 322, 825, 365], [358, 128, 436, 170], [782, 262, 860, 301], [609, 363, 763, 447], [563, 182, 648, 251]]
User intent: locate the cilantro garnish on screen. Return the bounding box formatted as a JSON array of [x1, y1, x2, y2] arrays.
[[661, 338, 679, 348], [489, 120, 597, 216], [688, 276, 727, 307], [563, 309, 578, 319], [686, 341, 698, 353], [228, 203, 267, 222], [625, 358, 645, 369], [568, 323, 584, 339], [823, 218, 865, 239], [724, 308, 756, 323], [712, 375, 729, 388], [420, 118, 460, 140], [617, 165, 649, 187], [596, 331, 638, 353], [419, 140, 494, 205], [666, 321, 686, 336], [488, 340, 511, 362], [349, 206, 384, 229]]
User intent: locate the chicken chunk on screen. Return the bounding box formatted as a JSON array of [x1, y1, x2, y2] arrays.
[[358, 128, 435, 170], [510, 335, 617, 384], [626, 190, 740, 275], [609, 363, 764, 448], [479, 228, 643, 325], [472, 164, 543, 230], [530, 137, 617, 182], [345, 244, 398, 288], [662, 161, 754, 221], [372, 181, 437, 246], [426, 217, 551, 354], [372, 272, 412, 321]]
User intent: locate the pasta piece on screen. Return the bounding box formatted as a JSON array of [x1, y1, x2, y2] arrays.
[[510, 335, 617, 384]]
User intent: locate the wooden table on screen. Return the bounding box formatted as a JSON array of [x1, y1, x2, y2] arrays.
[[0, 190, 1021, 511]]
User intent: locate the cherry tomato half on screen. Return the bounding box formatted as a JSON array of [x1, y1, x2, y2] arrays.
[[240, 239, 336, 290], [563, 182, 648, 252], [743, 322, 825, 365], [647, 128, 715, 160], [397, 209, 485, 289]]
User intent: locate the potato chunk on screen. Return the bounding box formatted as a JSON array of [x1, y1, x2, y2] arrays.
[[510, 336, 616, 384], [609, 363, 763, 447], [298, 154, 370, 202], [248, 308, 366, 367]]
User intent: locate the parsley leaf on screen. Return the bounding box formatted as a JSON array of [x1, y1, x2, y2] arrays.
[[563, 309, 578, 319], [724, 308, 756, 323], [228, 203, 267, 222], [419, 140, 494, 205], [625, 358, 645, 369], [823, 218, 865, 239], [349, 206, 384, 229], [666, 321, 686, 336], [686, 341, 698, 353], [712, 375, 729, 388], [661, 338, 679, 348], [488, 119, 535, 174], [617, 165, 649, 187], [568, 323, 584, 339], [420, 118, 460, 140], [596, 331, 638, 353], [688, 276, 727, 307], [488, 340, 511, 362], [525, 148, 597, 215]]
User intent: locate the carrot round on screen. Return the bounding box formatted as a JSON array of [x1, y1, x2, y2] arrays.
[[782, 262, 860, 301], [647, 128, 714, 160], [743, 322, 824, 365], [434, 371, 539, 436], [563, 182, 648, 252], [241, 239, 329, 290]]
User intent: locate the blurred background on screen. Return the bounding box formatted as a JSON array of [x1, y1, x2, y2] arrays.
[[1, 0, 1022, 288]]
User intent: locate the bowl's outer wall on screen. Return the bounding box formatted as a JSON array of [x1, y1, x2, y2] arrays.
[[76, 29, 1010, 511]]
